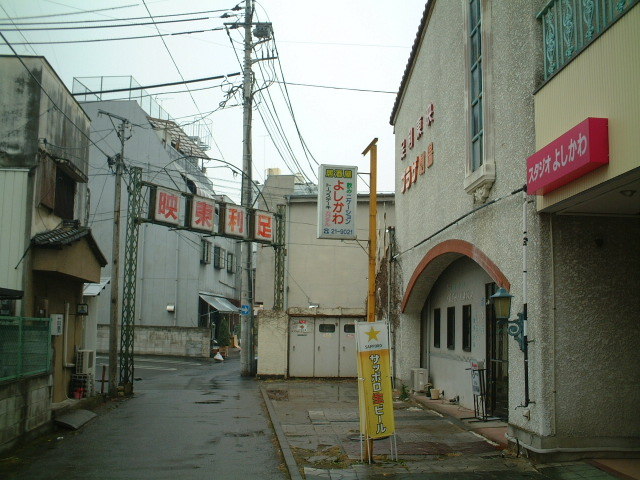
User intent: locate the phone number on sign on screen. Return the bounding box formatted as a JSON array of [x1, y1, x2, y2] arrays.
[[324, 228, 354, 235]]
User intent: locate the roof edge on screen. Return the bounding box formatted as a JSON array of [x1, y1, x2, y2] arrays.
[[389, 1, 435, 126]]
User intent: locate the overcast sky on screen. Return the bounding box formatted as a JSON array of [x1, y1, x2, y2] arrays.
[[0, 0, 426, 201]]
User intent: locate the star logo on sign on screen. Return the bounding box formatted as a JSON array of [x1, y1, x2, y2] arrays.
[[366, 327, 380, 341]]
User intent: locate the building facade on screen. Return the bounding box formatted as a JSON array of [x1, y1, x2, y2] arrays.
[[255, 171, 395, 378], [0, 56, 107, 450], [390, 1, 638, 459], [79, 96, 241, 358]]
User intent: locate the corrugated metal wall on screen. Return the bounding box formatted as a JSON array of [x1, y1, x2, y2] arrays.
[[0, 169, 29, 291]]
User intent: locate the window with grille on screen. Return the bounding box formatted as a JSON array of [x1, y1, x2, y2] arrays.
[[447, 306, 456, 350], [213, 246, 225, 269], [469, 0, 483, 172], [463, 304, 472, 352], [226, 252, 234, 273], [201, 239, 211, 264], [433, 308, 441, 348]]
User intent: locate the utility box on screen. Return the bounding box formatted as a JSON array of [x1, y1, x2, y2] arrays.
[[411, 368, 429, 393], [50, 314, 63, 336]]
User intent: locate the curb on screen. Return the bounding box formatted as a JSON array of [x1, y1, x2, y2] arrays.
[[260, 386, 303, 480]]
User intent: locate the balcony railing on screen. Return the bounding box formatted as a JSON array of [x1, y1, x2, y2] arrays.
[[538, 0, 638, 79]]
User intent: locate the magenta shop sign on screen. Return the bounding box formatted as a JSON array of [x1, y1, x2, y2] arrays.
[[527, 117, 609, 195]]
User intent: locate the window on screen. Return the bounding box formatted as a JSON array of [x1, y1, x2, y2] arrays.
[[447, 306, 456, 350], [463, 305, 472, 352], [213, 246, 225, 269], [433, 308, 441, 348], [201, 239, 211, 264], [343, 324, 355, 334], [318, 324, 335, 333], [39, 156, 77, 220], [468, 0, 483, 172], [226, 252, 234, 273]]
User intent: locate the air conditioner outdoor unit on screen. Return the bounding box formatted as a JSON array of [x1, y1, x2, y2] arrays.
[[411, 368, 429, 393], [76, 350, 96, 375]]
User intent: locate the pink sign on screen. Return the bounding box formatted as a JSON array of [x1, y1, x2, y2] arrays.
[[527, 118, 609, 195]]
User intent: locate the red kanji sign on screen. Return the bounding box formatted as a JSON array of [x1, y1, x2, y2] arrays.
[[254, 210, 275, 244], [222, 205, 248, 239], [190, 196, 216, 233], [154, 187, 181, 225]]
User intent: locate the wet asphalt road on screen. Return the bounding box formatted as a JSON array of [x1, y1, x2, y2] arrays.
[[0, 354, 287, 480]]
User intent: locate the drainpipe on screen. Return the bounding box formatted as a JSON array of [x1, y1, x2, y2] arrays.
[[63, 302, 75, 368], [522, 189, 531, 407]]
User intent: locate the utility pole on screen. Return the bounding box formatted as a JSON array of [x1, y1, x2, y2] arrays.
[[240, 0, 255, 376], [99, 110, 130, 397]]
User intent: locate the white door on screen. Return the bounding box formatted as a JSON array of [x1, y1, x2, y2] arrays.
[[289, 318, 314, 377], [314, 318, 339, 377], [338, 318, 357, 377]]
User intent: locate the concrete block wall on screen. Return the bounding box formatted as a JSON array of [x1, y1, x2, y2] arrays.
[[256, 310, 288, 376], [97, 325, 210, 358], [0, 375, 51, 453]]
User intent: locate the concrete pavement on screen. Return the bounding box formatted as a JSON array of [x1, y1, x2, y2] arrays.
[[260, 378, 632, 480]]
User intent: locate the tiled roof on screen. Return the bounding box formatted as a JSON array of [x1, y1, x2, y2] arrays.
[[390, 1, 434, 126], [32, 226, 108, 267]]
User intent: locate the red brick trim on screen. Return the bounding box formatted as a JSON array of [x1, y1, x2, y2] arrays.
[[401, 239, 510, 313]]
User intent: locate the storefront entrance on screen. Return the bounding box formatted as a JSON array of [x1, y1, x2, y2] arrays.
[[485, 282, 509, 419]]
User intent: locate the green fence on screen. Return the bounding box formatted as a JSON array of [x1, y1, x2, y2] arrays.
[[0, 316, 51, 382]]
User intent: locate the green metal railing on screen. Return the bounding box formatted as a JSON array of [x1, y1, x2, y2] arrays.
[[538, 0, 638, 79], [0, 316, 51, 382]]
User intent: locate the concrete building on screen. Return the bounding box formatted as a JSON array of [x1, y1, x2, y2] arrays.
[[389, 1, 639, 460], [75, 82, 241, 358], [254, 171, 394, 378], [0, 56, 107, 451]]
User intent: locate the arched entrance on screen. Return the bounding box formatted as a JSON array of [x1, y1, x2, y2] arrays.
[[402, 240, 510, 418]]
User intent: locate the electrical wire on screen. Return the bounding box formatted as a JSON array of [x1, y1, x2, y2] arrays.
[[3, 26, 228, 45], [0, 16, 214, 31], [0, 4, 140, 21]]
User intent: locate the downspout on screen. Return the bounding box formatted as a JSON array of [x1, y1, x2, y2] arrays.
[[522, 189, 531, 407], [63, 302, 75, 368]]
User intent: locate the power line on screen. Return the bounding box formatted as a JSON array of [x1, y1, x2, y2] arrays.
[[0, 4, 140, 21], [0, 16, 214, 31], [72, 72, 241, 96], [0, 8, 239, 26], [3, 26, 229, 45], [272, 80, 396, 94]]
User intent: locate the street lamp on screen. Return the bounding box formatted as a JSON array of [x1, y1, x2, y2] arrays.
[[490, 287, 526, 352]]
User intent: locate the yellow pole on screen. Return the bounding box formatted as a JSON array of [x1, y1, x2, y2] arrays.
[[362, 138, 378, 323], [361, 137, 378, 462]]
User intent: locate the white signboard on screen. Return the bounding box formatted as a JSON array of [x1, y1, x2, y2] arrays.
[[253, 210, 275, 244], [317, 164, 357, 240], [154, 187, 181, 226], [222, 204, 248, 239], [190, 196, 217, 233]]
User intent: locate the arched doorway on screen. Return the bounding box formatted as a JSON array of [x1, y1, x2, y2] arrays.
[[402, 240, 510, 418]]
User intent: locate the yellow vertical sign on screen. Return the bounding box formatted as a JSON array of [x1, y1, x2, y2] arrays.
[[356, 320, 395, 439]]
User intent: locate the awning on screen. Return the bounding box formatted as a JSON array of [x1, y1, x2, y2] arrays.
[[83, 277, 111, 297], [0, 287, 23, 300], [199, 293, 239, 313]]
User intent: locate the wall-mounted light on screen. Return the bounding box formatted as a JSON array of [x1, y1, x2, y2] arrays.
[[490, 287, 525, 352], [620, 189, 637, 197], [166, 304, 176, 313], [308, 303, 319, 309]]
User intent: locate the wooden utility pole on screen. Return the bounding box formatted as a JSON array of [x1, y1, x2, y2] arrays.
[[240, 0, 254, 376], [100, 110, 130, 397]]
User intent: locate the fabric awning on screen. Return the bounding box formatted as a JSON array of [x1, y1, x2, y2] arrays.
[[83, 277, 111, 296], [199, 293, 239, 313]]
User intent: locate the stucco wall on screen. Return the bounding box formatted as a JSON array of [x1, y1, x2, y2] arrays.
[[392, 0, 549, 436], [0, 375, 51, 453], [256, 310, 288, 376], [551, 216, 640, 444], [97, 324, 210, 358]]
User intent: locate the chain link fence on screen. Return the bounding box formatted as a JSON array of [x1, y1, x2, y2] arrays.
[[0, 317, 51, 382]]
